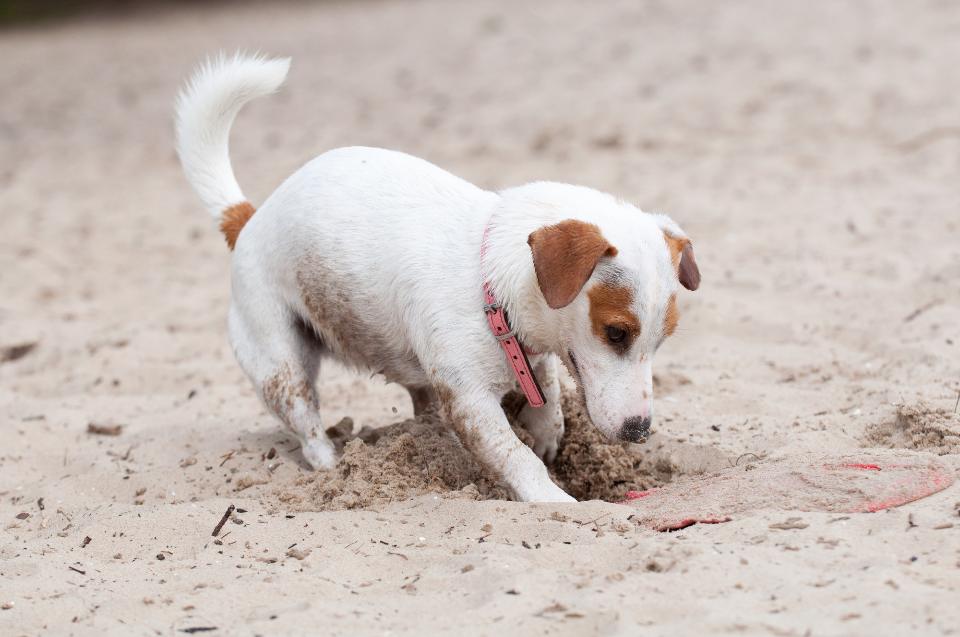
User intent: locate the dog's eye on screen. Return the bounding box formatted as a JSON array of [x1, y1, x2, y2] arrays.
[[605, 325, 627, 344]]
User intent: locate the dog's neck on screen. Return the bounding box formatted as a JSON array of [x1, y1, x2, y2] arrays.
[[481, 204, 566, 356]]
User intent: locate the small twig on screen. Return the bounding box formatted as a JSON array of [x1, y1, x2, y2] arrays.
[[954, 391, 959, 415], [218, 450, 236, 467], [903, 299, 942, 323], [87, 422, 123, 436], [68, 566, 86, 575], [577, 513, 611, 528], [0, 342, 37, 363], [211, 504, 235, 537], [894, 127, 960, 153]]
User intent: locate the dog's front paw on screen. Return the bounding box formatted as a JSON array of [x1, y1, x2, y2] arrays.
[[520, 405, 564, 465], [515, 480, 576, 503], [301, 437, 337, 470], [531, 427, 561, 464]]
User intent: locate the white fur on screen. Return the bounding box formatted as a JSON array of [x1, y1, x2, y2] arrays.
[[175, 54, 695, 502], [175, 53, 291, 218]]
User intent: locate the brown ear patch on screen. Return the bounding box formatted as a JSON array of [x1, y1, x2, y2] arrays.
[[664, 293, 679, 337], [220, 201, 256, 250], [664, 235, 700, 291], [528, 220, 618, 309], [588, 284, 640, 343], [664, 235, 684, 268]]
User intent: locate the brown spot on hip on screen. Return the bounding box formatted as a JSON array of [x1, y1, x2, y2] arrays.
[[587, 284, 640, 344], [220, 201, 256, 250]]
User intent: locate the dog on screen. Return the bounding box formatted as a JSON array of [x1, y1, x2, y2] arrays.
[[175, 54, 700, 502]]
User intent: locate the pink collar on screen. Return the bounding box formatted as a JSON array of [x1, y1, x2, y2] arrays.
[[481, 225, 546, 408]]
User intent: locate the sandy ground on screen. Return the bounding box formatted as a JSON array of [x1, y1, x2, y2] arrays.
[[2, 0, 960, 634]]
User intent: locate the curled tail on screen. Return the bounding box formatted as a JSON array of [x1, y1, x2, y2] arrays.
[[175, 52, 290, 249]]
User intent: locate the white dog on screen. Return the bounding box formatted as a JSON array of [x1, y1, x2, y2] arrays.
[[175, 54, 699, 502]]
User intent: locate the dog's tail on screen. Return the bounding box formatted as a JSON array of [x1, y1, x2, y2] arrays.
[[175, 52, 290, 249]]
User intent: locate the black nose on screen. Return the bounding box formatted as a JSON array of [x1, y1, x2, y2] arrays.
[[619, 416, 651, 442]]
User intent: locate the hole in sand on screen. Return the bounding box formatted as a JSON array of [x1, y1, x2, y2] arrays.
[[273, 390, 731, 511]]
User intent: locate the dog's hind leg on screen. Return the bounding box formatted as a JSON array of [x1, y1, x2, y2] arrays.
[[227, 302, 337, 470]]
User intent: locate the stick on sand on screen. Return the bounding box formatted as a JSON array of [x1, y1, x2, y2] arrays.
[[211, 504, 235, 537]]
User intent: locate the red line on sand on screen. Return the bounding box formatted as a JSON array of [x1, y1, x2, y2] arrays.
[[621, 461, 954, 523], [861, 467, 954, 513]]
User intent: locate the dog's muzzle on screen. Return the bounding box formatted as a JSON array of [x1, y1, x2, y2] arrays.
[[619, 416, 651, 442]]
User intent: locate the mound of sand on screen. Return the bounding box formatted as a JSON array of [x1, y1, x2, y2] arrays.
[[864, 403, 960, 455], [277, 391, 658, 510]]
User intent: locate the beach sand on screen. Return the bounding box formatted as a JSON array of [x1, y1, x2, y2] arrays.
[[2, 1, 959, 634]]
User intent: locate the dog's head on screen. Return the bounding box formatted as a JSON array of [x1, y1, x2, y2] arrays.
[[523, 191, 699, 443]]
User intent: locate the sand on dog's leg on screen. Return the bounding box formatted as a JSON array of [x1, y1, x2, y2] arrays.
[[227, 295, 336, 470], [436, 384, 574, 502]]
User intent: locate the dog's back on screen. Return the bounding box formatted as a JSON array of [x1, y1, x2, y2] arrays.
[[175, 55, 499, 387]]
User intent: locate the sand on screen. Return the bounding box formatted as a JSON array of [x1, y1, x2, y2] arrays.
[[2, 0, 960, 634], [277, 391, 656, 512]]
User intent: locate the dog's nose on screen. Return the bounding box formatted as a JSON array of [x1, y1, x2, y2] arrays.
[[619, 416, 651, 442]]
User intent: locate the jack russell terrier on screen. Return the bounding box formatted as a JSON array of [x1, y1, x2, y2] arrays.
[[175, 54, 700, 502]]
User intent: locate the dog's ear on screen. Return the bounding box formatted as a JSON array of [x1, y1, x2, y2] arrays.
[[527, 220, 618, 309], [655, 214, 700, 291], [673, 239, 700, 291]]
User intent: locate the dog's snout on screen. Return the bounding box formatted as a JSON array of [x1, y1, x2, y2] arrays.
[[619, 416, 651, 442]]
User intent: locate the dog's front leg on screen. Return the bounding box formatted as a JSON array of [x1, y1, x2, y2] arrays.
[[517, 354, 564, 463], [439, 388, 574, 502]]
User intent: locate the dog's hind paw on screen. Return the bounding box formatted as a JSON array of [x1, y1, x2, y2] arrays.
[[301, 437, 337, 470]]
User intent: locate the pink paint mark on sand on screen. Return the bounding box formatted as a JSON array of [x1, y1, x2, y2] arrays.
[[861, 467, 954, 513]]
